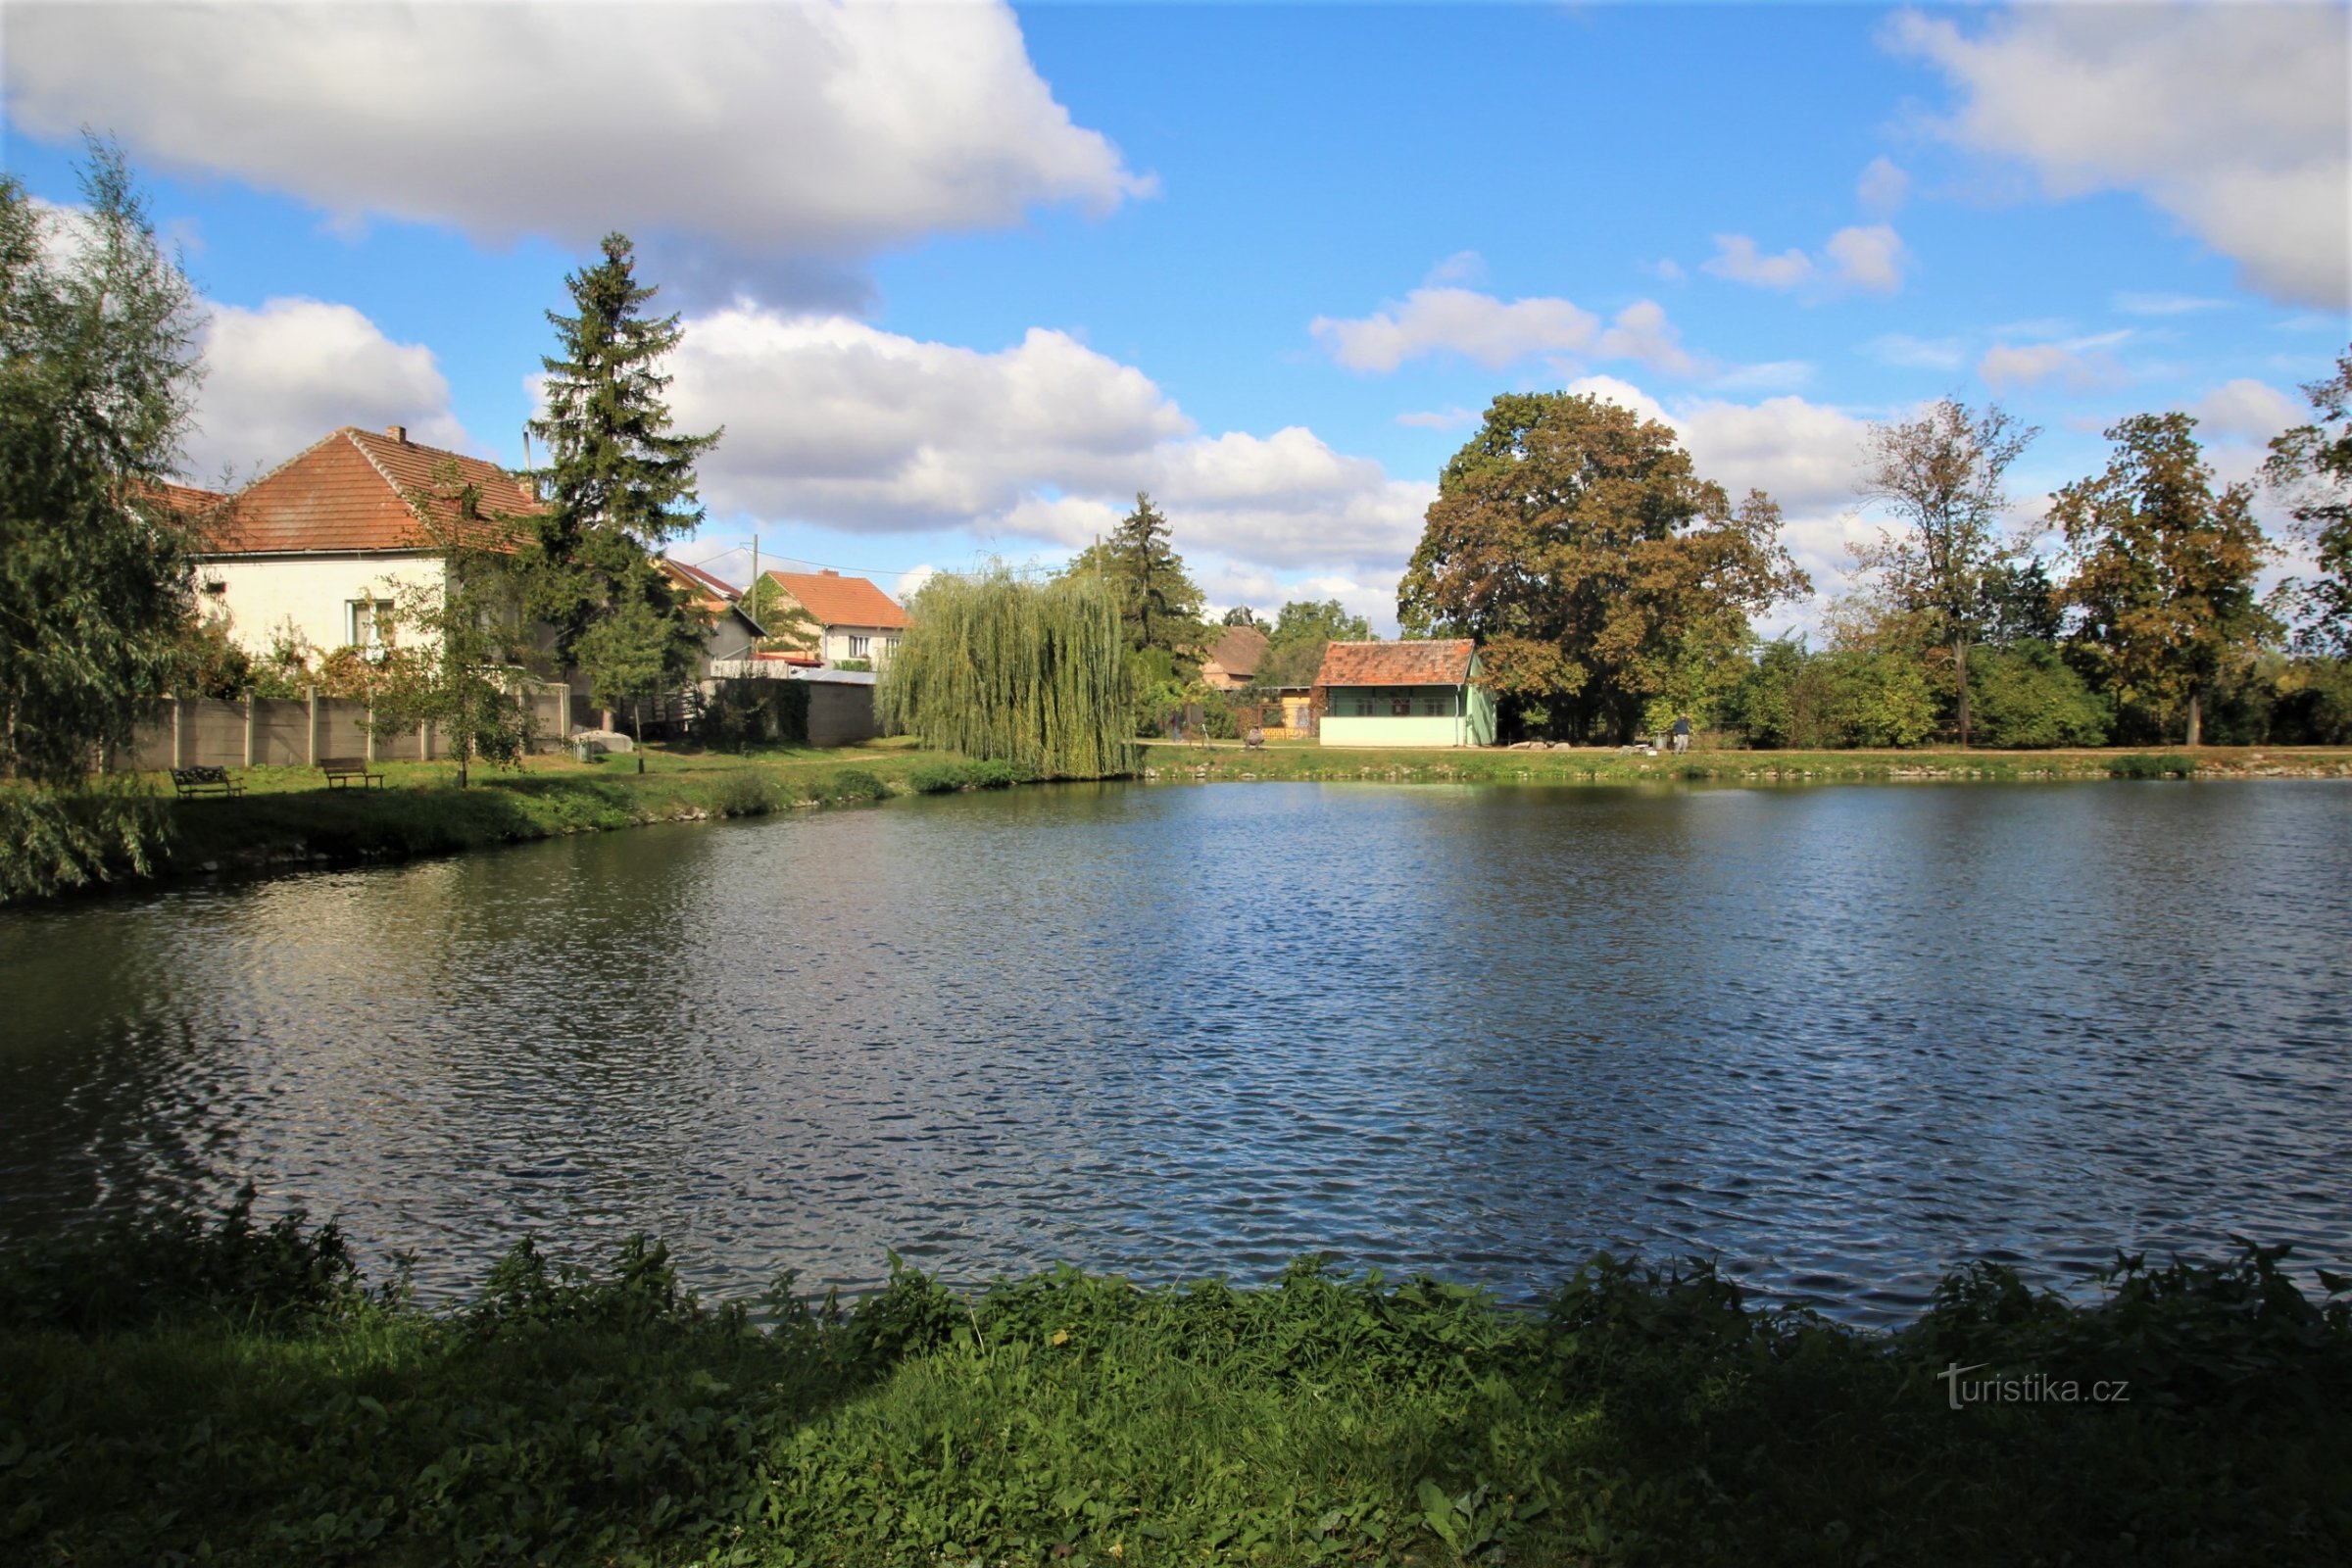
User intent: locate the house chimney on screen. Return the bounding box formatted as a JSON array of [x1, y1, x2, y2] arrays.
[[821, 567, 839, 576], [386, 424, 408, 444]]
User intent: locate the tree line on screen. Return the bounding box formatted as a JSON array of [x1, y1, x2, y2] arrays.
[[1400, 371, 2352, 750]]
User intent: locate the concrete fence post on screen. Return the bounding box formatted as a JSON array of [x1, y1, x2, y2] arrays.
[[244, 695, 259, 768], [307, 687, 319, 765], [419, 720, 431, 761], [172, 698, 190, 769], [365, 704, 377, 763]]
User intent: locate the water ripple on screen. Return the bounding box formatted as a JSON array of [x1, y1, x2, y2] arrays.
[[2, 779, 2347, 1325]]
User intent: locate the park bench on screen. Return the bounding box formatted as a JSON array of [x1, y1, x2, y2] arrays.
[[169, 765, 243, 799], [318, 756, 384, 791]]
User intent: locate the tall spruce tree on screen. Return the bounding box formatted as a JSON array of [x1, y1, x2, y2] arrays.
[[526, 232, 720, 670], [1068, 492, 1206, 659]]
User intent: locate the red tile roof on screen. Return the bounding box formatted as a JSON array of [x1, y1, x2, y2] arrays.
[[1314, 638, 1477, 688], [201, 426, 542, 555], [762, 568, 907, 629], [659, 556, 746, 618], [145, 480, 231, 517]]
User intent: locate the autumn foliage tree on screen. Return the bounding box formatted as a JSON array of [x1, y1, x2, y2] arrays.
[[1398, 392, 1809, 742], [1854, 399, 2037, 746], [2054, 414, 2277, 746], [2265, 348, 2352, 659]]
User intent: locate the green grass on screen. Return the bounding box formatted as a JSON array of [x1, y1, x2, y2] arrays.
[[1143, 740, 2352, 787], [35, 739, 955, 893], [3, 1200, 2347, 1566]]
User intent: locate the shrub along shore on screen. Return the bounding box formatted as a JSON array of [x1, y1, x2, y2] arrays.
[[7, 740, 2348, 907], [1, 1198, 2346, 1566]]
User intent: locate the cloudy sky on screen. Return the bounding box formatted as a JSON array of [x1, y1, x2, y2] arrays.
[[5, 1, 2346, 631]]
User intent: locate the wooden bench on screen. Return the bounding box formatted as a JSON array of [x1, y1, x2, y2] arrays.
[[319, 756, 384, 791], [169, 765, 243, 799]]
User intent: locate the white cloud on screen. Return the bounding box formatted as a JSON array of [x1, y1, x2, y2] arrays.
[[1702, 234, 1814, 290], [1857, 156, 1911, 219], [1592, 299, 1700, 376], [1310, 286, 1599, 372], [1396, 407, 1481, 431], [1704, 225, 1909, 295], [2113, 291, 2231, 317], [1866, 333, 1968, 370], [1308, 287, 1700, 376], [2189, 378, 2303, 445], [1978, 338, 2125, 393], [187, 298, 469, 481], [663, 306, 1432, 583], [1425, 250, 1488, 286], [1708, 361, 1816, 394], [3, 1, 1147, 294], [1886, 4, 2350, 308], [1824, 224, 1908, 294]]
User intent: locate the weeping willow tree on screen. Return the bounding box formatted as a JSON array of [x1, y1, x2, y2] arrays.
[[878, 566, 1135, 778]]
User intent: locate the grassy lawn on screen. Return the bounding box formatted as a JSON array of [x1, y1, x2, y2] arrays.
[[1139, 739, 2352, 785], [137, 737, 961, 885], [3, 1205, 2345, 1566]]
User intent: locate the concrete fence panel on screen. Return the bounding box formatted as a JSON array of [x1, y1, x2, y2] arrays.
[[807, 683, 878, 747], [318, 700, 370, 761], [187, 700, 248, 767], [254, 699, 311, 766]]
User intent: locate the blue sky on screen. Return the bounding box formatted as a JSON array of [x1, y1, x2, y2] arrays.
[[5, 2, 2346, 632]]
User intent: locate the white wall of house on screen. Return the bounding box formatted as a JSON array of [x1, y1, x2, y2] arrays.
[[822, 626, 900, 665], [198, 553, 446, 658]]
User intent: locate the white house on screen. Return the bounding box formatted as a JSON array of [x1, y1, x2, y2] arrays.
[[193, 424, 542, 660], [757, 568, 907, 667]]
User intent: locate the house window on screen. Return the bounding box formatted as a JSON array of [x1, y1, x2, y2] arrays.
[[848, 634, 870, 658], [347, 599, 394, 651]]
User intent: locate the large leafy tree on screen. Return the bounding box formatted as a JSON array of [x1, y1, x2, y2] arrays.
[[526, 232, 720, 671], [0, 142, 202, 787], [1255, 598, 1372, 690], [1398, 392, 1808, 742], [2054, 414, 2278, 746], [1854, 399, 2038, 746], [2264, 348, 2352, 658]]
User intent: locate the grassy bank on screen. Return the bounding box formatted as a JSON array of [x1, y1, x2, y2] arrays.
[[1142, 739, 2352, 787], [12, 738, 2347, 907], [2, 1200, 2346, 1566], [17, 741, 1014, 898]]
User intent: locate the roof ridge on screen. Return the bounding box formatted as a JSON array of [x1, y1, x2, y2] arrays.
[[220, 426, 355, 504]]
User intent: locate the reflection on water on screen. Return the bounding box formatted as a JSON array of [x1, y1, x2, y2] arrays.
[[2, 780, 2347, 1323]]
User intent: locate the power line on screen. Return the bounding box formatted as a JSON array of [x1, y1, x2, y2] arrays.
[[671, 542, 1066, 586]]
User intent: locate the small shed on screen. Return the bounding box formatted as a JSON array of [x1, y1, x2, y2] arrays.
[[1313, 639, 1496, 748]]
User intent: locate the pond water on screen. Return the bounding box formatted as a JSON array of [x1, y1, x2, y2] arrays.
[[2, 779, 2347, 1324]]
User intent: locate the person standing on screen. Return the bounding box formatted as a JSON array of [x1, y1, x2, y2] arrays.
[[1671, 713, 1691, 754]]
